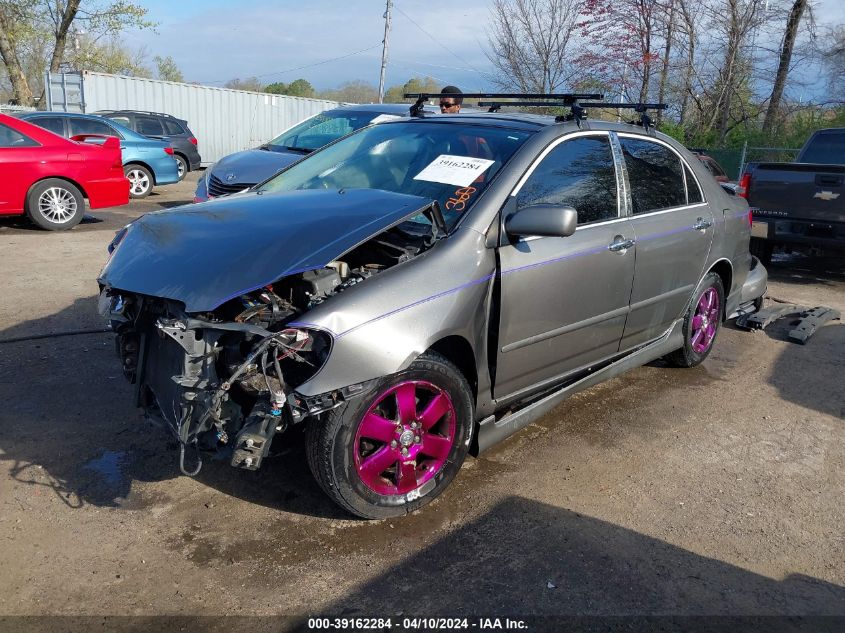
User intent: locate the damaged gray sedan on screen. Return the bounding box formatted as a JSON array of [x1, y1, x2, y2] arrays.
[[99, 107, 767, 518]]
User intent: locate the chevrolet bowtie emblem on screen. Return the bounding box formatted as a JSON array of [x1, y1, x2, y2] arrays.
[[813, 190, 840, 201]]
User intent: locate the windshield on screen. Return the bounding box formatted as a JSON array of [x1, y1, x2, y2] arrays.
[[799, 131, 845, 164], [266, 110, 402, 152], [257, 121, 531, 229]]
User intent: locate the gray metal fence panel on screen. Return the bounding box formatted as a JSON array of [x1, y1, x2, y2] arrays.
[[49, 71, 339, 164]]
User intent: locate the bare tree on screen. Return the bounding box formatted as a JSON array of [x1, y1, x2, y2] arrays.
[[676, 0, 697, 126], [656, 0, 676, 122], [486, 0, 584, 93], [762, 0, 809, 133]]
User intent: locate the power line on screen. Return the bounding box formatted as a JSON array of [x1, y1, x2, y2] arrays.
[[197, 43, 383, 85], [393, 5, 485, 78]]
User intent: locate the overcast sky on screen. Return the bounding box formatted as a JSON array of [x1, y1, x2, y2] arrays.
[[126, 0, 845, 96]]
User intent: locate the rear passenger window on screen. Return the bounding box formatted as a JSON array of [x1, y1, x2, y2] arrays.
[[685, 163, 703, 203], [70, 117, 118, 138], [136, 116, 165, 136], [516, 135, 618, 225], [620, 138, 686, 213], [32, 116, 65, 136]]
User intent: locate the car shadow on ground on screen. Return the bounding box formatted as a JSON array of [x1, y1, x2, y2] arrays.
[[318, 496, 845, 619], [0, 298, 350, 519], [765, 321, 845, 420]]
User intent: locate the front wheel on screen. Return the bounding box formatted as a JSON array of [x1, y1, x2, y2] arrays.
[[306, 352, 473, 519], [125, 164, 153, 198], [665, 272, 725, 368]]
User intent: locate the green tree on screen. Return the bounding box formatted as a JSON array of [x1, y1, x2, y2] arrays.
[[285, 78, 315, 97], [383, 76, 439, 103], [0, 0, 153, 106], [68, 34, 150, 77], [263, 81, 288, 94], [154, 55, 183, 82], [319, 80, 378, 104]]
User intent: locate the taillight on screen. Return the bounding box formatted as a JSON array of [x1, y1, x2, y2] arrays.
[[737, 173, 751, 199], [189, 137, 198, 145], [164, 147, 174, 155]]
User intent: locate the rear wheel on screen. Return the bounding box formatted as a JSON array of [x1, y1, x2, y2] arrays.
[[306, 352, 473, 519], [665, 272, 725, 368], [174, 154, 188, 181], [125, 164, 153, 198], [25, 179, 85, 231]]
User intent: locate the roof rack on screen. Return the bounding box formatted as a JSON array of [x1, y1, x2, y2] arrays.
[[403, 92, 603, 117], [574, 102, 668, 131]]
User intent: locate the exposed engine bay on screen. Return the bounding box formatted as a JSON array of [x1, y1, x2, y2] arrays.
[[102, 223, 435, 476]]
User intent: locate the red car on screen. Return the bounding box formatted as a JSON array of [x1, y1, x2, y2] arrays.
[[0, 113, 129, 230]]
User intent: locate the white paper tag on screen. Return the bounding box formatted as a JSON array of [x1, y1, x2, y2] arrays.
[[369, 114, 404, 124], [413, 154, 495, 187]]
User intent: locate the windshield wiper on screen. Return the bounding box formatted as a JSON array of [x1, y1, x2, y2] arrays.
[[284, 146, 312, 154]]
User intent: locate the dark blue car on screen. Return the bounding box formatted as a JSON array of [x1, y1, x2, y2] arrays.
[[194, 103, 435, 202], [18, 111, 180, 198]]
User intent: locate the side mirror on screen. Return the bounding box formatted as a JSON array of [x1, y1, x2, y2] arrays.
[[505, 204, 578, 238]]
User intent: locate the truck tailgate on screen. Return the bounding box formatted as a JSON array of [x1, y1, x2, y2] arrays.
[[749, 163, 845, 224]]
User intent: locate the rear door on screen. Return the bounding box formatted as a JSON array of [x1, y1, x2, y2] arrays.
[[494, 132, 636, 400], [618, 134, 715, 349]]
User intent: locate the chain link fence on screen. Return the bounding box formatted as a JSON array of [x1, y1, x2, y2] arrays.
[[697, 143, 801, 181]]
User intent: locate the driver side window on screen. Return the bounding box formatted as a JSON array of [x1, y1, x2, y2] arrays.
[[516, 135, 618, 225]]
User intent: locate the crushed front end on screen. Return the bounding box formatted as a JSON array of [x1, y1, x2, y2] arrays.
[[102, 290, 339, 475]]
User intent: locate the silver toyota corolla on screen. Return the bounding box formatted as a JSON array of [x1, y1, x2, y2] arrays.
[[99, 110, 768, 518]]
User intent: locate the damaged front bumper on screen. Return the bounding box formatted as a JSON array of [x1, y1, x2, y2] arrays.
[[101, 293, 371, 475]]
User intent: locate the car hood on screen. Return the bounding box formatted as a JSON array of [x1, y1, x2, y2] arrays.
[[99, 188, 434, 313], [210, 148, 304, 185]]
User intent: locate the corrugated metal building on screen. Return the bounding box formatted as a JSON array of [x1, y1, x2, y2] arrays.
[[46, 71, 339, 164]]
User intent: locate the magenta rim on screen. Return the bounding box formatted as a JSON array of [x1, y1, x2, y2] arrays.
[[353, 380, 457, 496], [690, 286, 720, 354]]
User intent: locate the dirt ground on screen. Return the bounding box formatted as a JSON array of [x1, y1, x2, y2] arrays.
[[0, 173, 843, 622]]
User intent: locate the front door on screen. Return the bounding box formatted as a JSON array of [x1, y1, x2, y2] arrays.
[[617, 134, 715, 349], [494, 133, 636, 401]]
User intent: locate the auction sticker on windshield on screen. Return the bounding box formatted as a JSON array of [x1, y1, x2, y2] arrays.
[[414, 154, 495, 187]]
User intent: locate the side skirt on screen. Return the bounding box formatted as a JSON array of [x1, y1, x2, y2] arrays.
[[475, 318, 684, 454]]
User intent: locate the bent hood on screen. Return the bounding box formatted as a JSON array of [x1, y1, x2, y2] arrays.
[[210, 148, 303, 186], [99, 188, 434, 313]]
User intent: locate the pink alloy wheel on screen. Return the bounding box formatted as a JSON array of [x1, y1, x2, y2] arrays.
[[353, 380, 456, 496], [690, 287, 720, 354]]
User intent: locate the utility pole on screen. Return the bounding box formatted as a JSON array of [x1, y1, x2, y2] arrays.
[[377, 0, 392, 103]]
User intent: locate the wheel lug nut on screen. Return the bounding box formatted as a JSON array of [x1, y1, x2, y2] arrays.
[[401, 447, 409, 456], [390, 440, 398, 449], [414, 436, 421, 443], [410, 422, 418, 429]]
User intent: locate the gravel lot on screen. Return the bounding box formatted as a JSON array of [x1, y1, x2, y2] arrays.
[[0, 172, 843, 619]]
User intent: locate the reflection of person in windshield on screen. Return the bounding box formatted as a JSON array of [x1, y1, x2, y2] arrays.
[[439, 86, 463, 114]]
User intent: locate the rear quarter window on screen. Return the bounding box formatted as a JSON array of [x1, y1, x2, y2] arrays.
[[164, 120, 186, 135]]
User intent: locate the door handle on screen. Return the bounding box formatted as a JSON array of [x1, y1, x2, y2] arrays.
[[608, 237, 635, 252], [693, 217, 713, 231]]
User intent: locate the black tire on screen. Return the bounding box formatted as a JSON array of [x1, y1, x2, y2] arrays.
[[665, 272, 725, 368], [124, 164, 154, 198], [25, 178, 85, 231], [306, 352, 473, 519], [750, 238, 773, 266], [174, 154, 188, 181]]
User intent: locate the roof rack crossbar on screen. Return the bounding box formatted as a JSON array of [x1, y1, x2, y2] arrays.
[[404, 92, 604, 117], [404, 92, 604, 100]]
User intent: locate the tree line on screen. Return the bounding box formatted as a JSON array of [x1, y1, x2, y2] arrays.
[[3, 0, 843, 149]]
